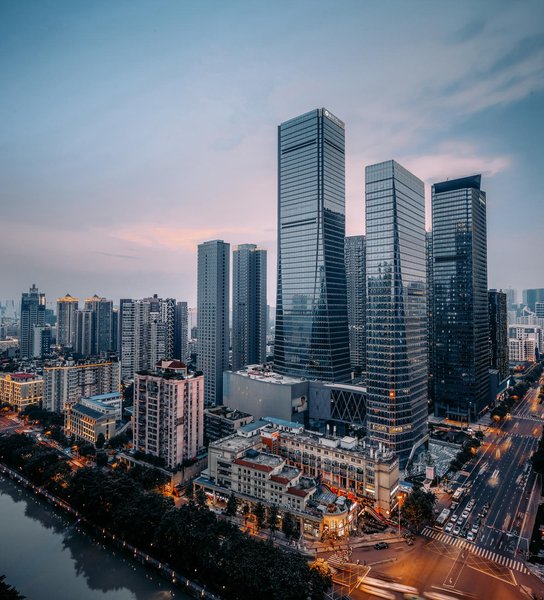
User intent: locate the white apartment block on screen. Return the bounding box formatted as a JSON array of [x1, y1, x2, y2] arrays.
[[134, 360, 204, 469]]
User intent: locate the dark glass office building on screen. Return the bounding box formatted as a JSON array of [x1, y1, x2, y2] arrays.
[[488, 290, 509, 381], [365, 161, 428, 466], [274, 108, 351, 383], [345, 235, 366, 379], [432, 175, 489, 421], [426, 231, 434, 404]]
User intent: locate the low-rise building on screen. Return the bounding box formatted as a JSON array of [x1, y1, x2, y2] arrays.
[[65, 401, 117, 445], [0, 372, 43, 412], [204, 405, 254, 444]]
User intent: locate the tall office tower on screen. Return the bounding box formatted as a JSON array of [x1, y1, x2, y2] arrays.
[[56, 294, 79, 348], [159, 297, 176, 359], [504, 288, 517, 311], [84, 295, 113, 354], [523, 289, 544, 312], [232, 244, 267, 371], [20, 284, 46, 359], [32, 325, 51, 358], [488, 290, 509, 380], [432, 175, 489, 421], [111, 308, 119, 354], [426, 231, 435, 404], [174, 301, 189, 361], [43, 359, 120, 413], [345, 235, 366, 378], [134, 361, 204, 469], [197, 240, 230, 405], [365, 160, 428, 467], [274, 108, 351, 383], [74, 309, 93, 356]]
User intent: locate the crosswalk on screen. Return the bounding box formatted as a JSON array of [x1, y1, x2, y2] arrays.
[[422, 527, 529, 574]]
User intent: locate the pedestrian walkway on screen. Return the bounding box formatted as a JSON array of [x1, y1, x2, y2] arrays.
[[422, 527, 529, 574]]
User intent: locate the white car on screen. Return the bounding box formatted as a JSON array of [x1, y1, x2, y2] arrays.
[[462, 510, 469, 519], [467, 531, 475, 542], [453, 525, 461, 536], [450, 514, 458, 523], [445, 522, 453, 533], [471, 523, 479, 534]]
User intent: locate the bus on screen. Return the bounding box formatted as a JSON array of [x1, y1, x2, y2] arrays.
[[436, 508, 451, 528], [452, 487, 465, 502]]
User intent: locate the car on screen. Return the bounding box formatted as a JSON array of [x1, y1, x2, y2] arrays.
[[453, 525, 461, 536], [471, 523, 479, 533], [457, 518, 465, 527], [374, 542, 389, 550], [462, 510, 469, 519], [467, 531, 475, 542], [450, 514, 458, 523], [460, 527, 468, 538], [445, 522, 453, 533]]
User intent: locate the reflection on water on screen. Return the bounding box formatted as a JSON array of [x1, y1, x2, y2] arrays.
[[0, 476, 190, 600]]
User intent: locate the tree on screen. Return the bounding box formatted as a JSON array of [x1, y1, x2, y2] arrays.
[[95, 433, 105, 449], [281, 511, 296, 539], [95, 451, 108, 467], [0, 575, 26, 599], [267, 504, 279, 536], [77, 442, 95, 457], [402, 487, 436, 532], [195, 487, 208, 509], [254, 502, 266, 530], [226, 493, 237, 517]]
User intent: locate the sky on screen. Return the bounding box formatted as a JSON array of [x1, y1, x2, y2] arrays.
[[1, 0, 543, 308]]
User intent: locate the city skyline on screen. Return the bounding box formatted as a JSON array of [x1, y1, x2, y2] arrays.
[[1, 1, 543, 305]]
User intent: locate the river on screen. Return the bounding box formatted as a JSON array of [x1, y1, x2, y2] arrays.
[[0, 476, 191, 600]]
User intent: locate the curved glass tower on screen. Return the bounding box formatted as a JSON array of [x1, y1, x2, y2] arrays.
[[274, 108, 351, 383]]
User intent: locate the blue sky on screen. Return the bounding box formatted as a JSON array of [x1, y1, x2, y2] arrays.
[[1, 0, 543, 306]]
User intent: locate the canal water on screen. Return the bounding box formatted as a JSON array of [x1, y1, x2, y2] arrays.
[[0, 476, 191, 600]]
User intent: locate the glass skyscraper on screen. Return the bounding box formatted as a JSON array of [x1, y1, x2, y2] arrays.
[[365, 160, 428, 467], [345, 235, 366, 379], [274, 108, 351, 383], [431, 175, 489, 421]]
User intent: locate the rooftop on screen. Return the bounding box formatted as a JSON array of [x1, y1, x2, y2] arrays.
[[234, 451, 283, 472], [72, 403, 114, 421], [232, 364, 306, 385]]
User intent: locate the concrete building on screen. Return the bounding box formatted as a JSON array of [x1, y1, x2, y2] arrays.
[[19, 284, 46, 359], [204, 405, 254, 444], [197, 240, 230, 405], [523, 289, 544, 312], [366, 160, 428, 466], [74, 309, 93, 356], [274, 108, 351, 383], [488, 290, 509, 380], [56, 294, 79, 348], [43, 360, 120, 413], [134, 360, 204, 469], [32, 325, 51, 358], [64, 396, 117, 445], [174, 301, 189, 361], [232, 244, 267, 371], [345, 235, 366, 379], [84, 295, 114, 355], [508, 325, 542, 363], [0, 373, 43, 412], [432, 175, 489, 421]]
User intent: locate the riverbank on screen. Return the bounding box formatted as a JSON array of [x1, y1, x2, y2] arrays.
[[0, 462, 220, 600]]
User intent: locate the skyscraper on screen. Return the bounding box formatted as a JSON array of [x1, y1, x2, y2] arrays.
[[426, 231, 434, 404], [19, 284, 46, 359], [56, 294, 79, 348], [84, 295, 113, 355], [174, 301, 189, 361], [365, 160, 428, 467], [504, 288, 517, 310], [197, 240, 230, 405], [274, 108, 351, 383], [489, 290, 509, 380], [432, 175, 489, 421], [74, 309, 93, 356], [523, 289, 544, 312], [345, 235, 366, 378], [232, 244, 267, 370]]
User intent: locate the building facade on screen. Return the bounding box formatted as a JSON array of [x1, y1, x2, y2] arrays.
[[43, 360, 120, 413], [134, 361, 204, 469], [19, 284, 46, 359], [345, 235, 366, 378], [174, 301, 189, 362], [64, 397, 117, 445], [274, 108, 351, 383], [204, 405, 254, 445], [488, 290, 509, 380], [0, 373, 43, 412], [74, 309, 93, 356], [84, 295, 114, 355], [432, 175, 489, 420], [426, 231, 434, 404], [365, 160, 428, 466], [232, 244, 267, 371], [56, 294, 79, 348], [197, 240, 230, 405], [523, 289, 544, 312]]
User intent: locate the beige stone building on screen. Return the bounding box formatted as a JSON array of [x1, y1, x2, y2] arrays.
[[0, 373, 43, 412]]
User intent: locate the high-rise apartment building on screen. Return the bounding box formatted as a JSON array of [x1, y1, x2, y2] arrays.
[[84, 295, 113, 355], [345, 235, 366, 378], [365, 160, 428, 467], [74, 309, 93, 356], [274, 108, 351, 383], [523, 289, 544, 312], [174, 301, 189, 361], [134, 360, 204, 469], [56, 294, 79, 348], [43, 359, 120, 413], [432, 175, 489, 421], [197, 240, 230, 405], [232, 244, 267, 371], [19, 284, 46, 359], [488, 290, 509, 380]]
